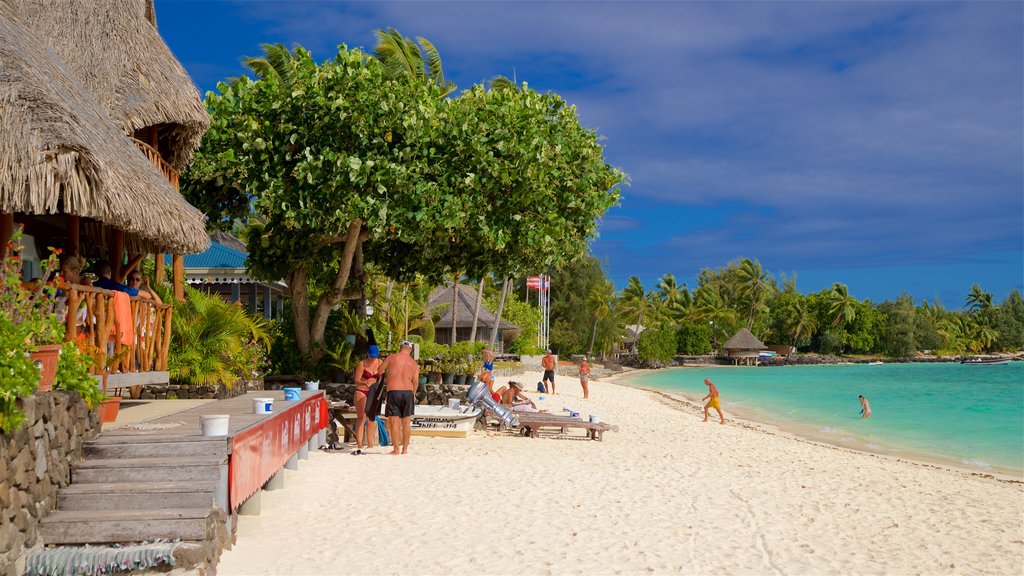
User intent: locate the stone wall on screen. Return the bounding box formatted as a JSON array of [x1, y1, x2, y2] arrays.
[[135, 379, 263, 400], [0, 392, 100, 576]]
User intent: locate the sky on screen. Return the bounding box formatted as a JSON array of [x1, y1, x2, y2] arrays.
[[156, 0, 1023, 306]]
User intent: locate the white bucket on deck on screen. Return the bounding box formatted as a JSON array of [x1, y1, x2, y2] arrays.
[[589, 414, 600, 424], [201, 414, 230, 436], [304, 380, 320, 391], [448, 399, 460, 411], [253, 398, 273, 414]]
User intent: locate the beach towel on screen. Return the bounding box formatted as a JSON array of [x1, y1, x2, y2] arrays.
[[109, 291, 134, 346], [376, 419, 390, 446], [365, 382, 385, 419]]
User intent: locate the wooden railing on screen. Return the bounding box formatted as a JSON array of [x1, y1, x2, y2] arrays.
[[131, 137, 179, 189], [62, 284, 173, 375]]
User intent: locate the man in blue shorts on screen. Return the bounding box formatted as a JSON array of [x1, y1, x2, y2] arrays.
[[380, 340, 419, 455]]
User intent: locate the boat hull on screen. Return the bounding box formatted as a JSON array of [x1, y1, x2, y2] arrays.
[[409, 405, 481, 438], [961, 358, 1011, 365]]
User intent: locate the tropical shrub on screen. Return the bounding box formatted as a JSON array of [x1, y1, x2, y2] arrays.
[[676, 322, 712, 355], [169, 286, 270, 386], [55, 340, 104, 409], [637, 327, 677, 363]]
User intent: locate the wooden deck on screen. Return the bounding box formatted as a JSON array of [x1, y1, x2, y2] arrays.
[[37, 390, 327, 573]]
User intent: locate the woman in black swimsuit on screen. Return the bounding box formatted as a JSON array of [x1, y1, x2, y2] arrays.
[[352, 345, 383, 454]]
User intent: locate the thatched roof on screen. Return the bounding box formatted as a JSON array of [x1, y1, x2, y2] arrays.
[[428, 284, 519, 331], [10, 0, 209, 170], [0, 1, 209, 253], [722, 328, 765, 350]]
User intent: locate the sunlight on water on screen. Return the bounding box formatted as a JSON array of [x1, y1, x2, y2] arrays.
[[630, 363, 1024, 475]]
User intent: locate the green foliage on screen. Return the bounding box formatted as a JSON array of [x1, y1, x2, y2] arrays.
[[0, 314, 36, 433], [55, 341, 104, 409], [169, 286, 270, 386], [486, 293, 542, 354], [676, 322, 712, 355], [637, 327, 678, 363], [877, 296, 917, 357]]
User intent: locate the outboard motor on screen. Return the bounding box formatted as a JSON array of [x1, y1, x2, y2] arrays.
[[467, 380, 519, 428]]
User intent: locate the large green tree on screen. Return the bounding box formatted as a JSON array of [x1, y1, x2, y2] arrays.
[[183, 44, 622, 365]]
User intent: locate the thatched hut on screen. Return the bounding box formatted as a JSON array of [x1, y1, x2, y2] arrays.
[[722, 328, 767, 366], [1, 0, 210, 385], [428, 284, 519, 351]]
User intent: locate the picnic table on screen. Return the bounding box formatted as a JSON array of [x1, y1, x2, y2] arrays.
[[513, 412, 618, 441]]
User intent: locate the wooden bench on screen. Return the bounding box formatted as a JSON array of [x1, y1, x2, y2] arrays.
[[513, 413, 619, 441]]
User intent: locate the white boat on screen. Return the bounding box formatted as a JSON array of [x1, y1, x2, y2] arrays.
[[410, 405, 481, 438], [868, 361, 883, 365], [961, 357, 1011, 365]]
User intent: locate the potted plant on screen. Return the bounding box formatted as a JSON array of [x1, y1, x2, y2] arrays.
[[1, 226, 64, 392]]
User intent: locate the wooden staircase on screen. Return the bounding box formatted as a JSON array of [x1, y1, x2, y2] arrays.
[[37, 435, 232, 572]]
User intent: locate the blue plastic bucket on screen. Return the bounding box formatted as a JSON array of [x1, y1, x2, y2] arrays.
[[283, 388, 301, 401]]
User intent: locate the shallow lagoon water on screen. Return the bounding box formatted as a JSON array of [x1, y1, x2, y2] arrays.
[[629, 362, 1024, 476]]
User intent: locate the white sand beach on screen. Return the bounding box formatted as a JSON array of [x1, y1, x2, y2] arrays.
[[218, 371, 1024, 575]]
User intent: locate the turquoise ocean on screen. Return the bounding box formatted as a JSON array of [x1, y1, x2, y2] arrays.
[[627, 363, 1024, 477]]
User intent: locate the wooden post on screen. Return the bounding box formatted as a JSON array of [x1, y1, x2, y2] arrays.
[[154, 252, 165, 285], [0, 213, 13, 259], [172, 254, 184, 301], [66, 215, 80, 256], [111, 229, 124, 281]]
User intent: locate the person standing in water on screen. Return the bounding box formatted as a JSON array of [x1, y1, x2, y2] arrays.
[[859, 395, 872, 418], [702, 378, 725, 424]]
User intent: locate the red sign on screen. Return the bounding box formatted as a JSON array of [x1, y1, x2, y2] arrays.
[[229, 392, 329, 510], [526, 276, 541, 289]]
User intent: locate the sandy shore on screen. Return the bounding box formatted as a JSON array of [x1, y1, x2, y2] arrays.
[[218, 371, 1024, 575]]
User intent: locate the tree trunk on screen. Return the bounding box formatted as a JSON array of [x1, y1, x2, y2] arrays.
[[306, 220, 363, 363], [403, 285, 409, 340], [588, 318, 599, 357], [489, 277, 510, 351], [450, 273, 460, 344], [469, 277, 485, 342], [289, 264, 312, 359], [384, 279, 395, 348]]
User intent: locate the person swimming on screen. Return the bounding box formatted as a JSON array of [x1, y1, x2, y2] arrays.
[[859, 395, 872, 418]]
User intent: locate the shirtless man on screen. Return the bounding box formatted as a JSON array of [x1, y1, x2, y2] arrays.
[[702, 378, 725, 424], [578, 356, 591, 399], [541, 349, 556, 395], [379, 341, 419, 455]]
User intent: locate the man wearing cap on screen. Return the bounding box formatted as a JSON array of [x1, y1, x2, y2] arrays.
[[541, 349, 556, 395], [578, 356, 591, 399], [379, 340, 419, 455]]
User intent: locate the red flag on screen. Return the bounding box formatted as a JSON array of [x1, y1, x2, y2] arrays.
[[526, 276, 542, 289]]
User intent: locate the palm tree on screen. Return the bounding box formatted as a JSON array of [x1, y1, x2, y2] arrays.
[[242, 43, 299, 87], [694, 286, 737, 352], [619, 277, 654, 352], [469, 277, 485, 342], [788, 301, 816, 348], [586, 280, 616, 357], [964, 284, 993, 314], [828, 283, 857, 327], [373, 28, 456, 95], [738, 258, 769, 330]]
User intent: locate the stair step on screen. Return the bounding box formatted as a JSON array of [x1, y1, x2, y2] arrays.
[[84, 439, 228, 459], [40, 508, 215, 544], [58, 482, 217, 511], [73, 457, 224, 484]]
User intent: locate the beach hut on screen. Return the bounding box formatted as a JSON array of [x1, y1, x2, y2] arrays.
[[169, 233, 288, 320], [0, 0, 210, 386], [428, 283, 519, 350], [722, 328, 767, 366]]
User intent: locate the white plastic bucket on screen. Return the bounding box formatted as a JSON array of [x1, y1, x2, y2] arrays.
[[304, 380, 320, 391], [589, 414, 600, 424], [283, 388, 301, 401], [201, 415, 230, 436], [253, 398, 273, 414], [448, 399, 460, 410]]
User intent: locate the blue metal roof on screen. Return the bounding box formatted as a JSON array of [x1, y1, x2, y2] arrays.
[[166, 241, 248, 270]]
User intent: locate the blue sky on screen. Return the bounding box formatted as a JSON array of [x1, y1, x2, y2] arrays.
[[156, 0, 1023, 306]]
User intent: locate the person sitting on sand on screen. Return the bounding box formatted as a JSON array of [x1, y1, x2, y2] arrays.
[[502, 381, 543, 413], [482, 346, 495, 373], [702, 378, 725, 424], [859, 395, 872, 418]]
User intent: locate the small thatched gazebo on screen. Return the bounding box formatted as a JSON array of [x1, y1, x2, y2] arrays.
[[722, 328, 767, 366], [1, 0, 210, 386], [428, 284, 519, 351]]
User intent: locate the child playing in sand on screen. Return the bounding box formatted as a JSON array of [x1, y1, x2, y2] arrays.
[[702, 378, 725, 424], [859, 395, 871, 418]]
